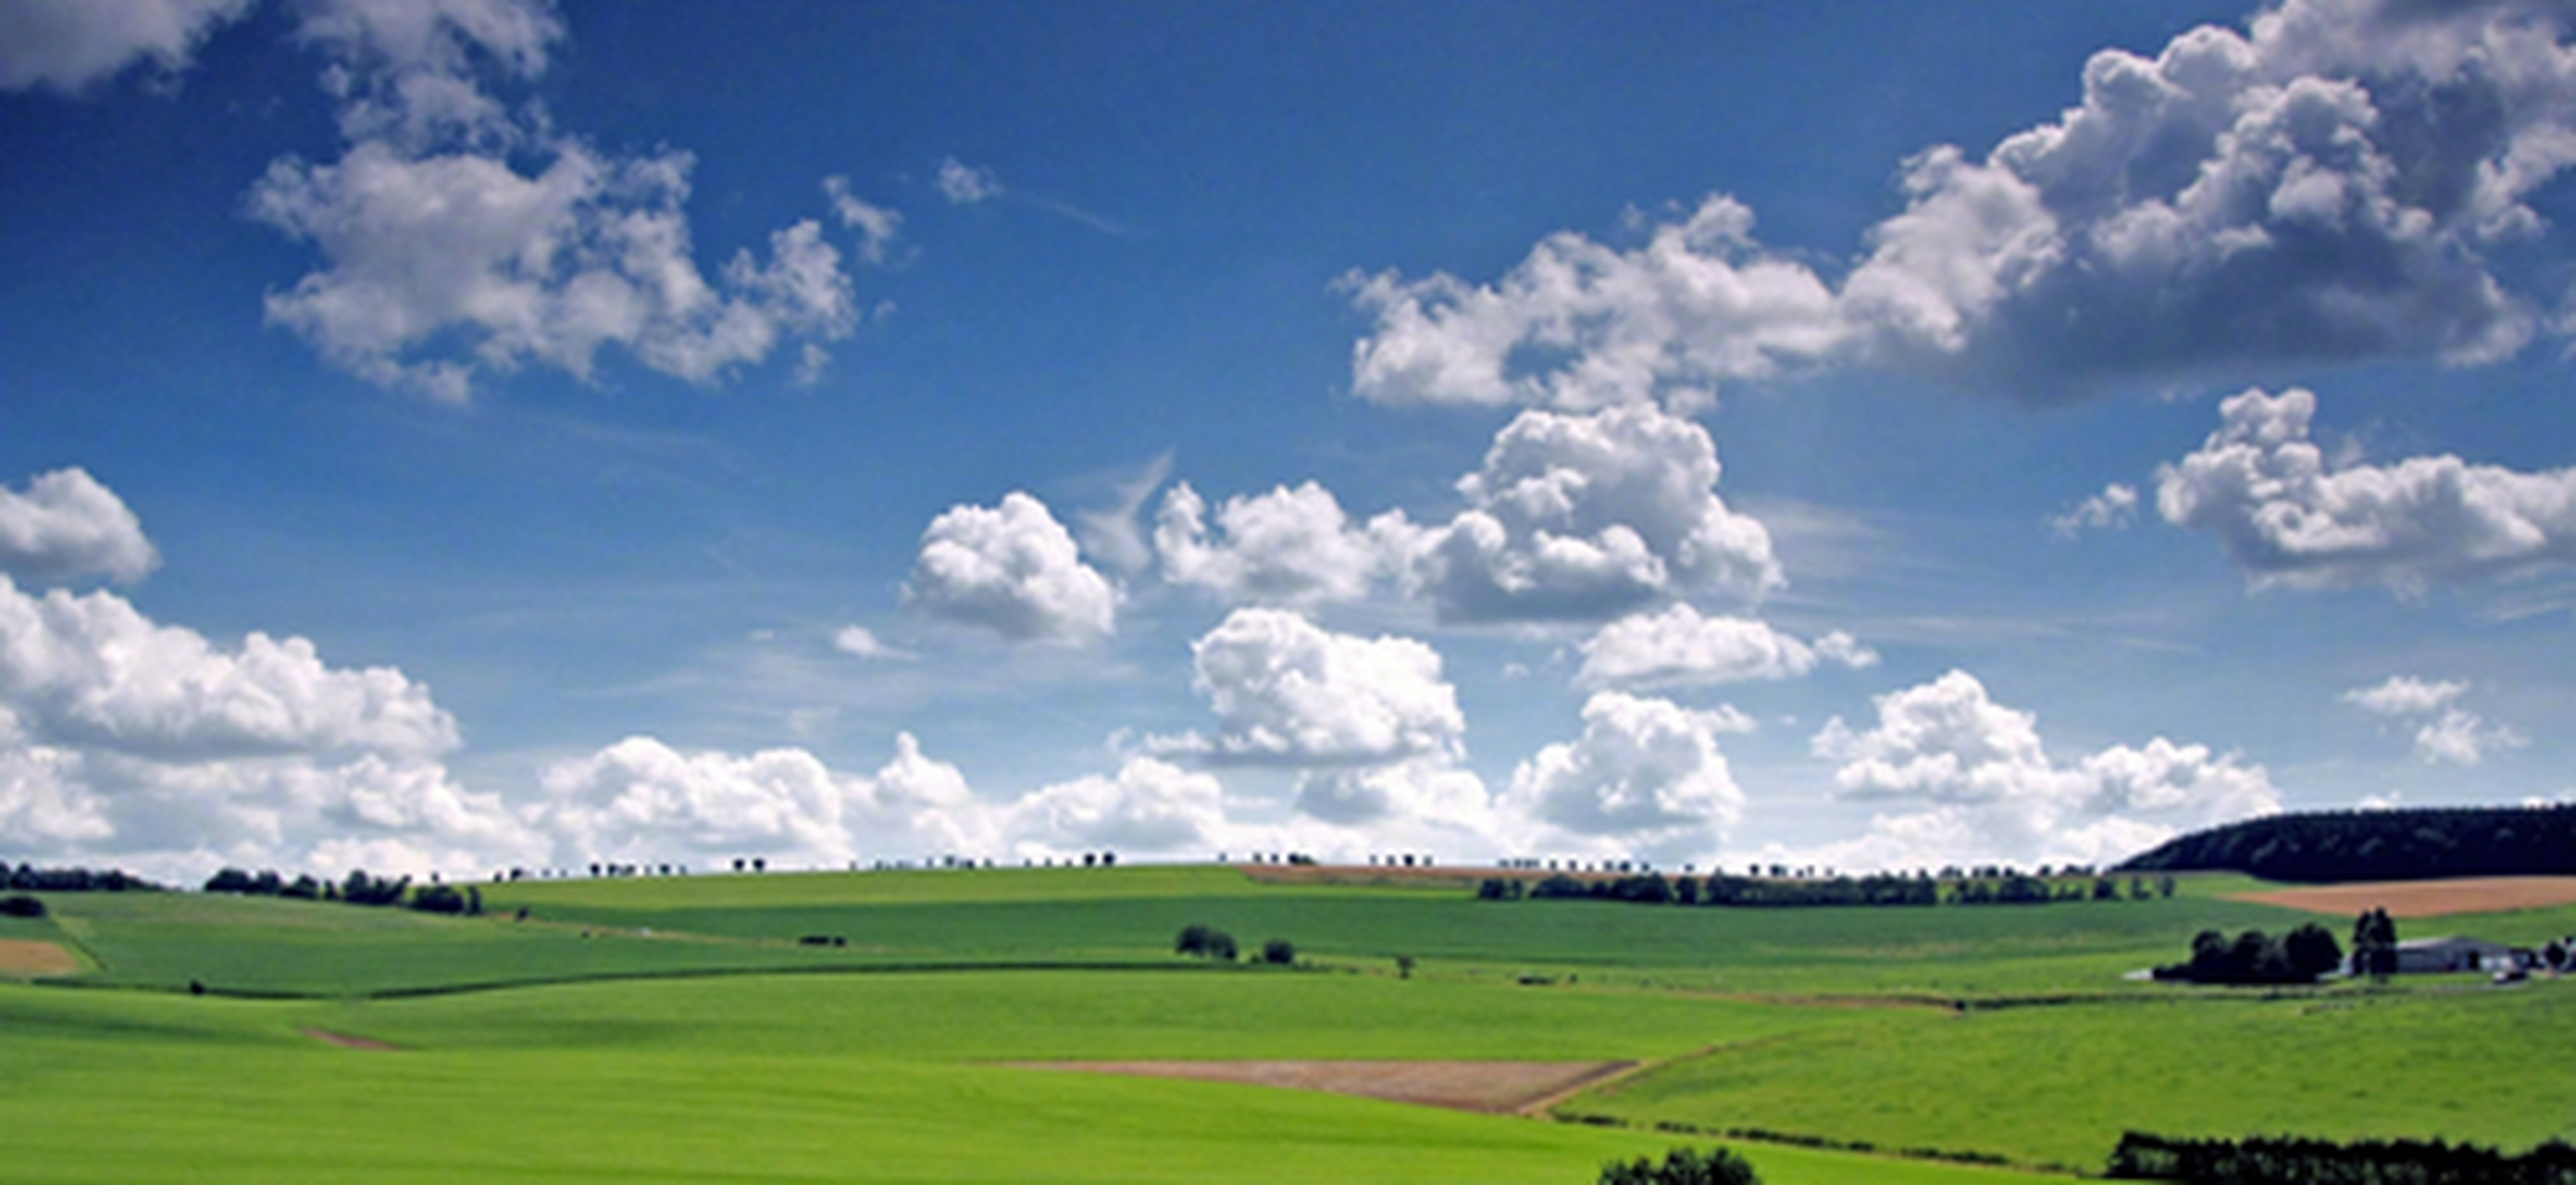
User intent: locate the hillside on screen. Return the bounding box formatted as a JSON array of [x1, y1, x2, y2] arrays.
[[2117, 805, 2576, 883]]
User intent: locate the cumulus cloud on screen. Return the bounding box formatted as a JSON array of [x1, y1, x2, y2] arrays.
[[1172, 608, 1463, 766], [1811, 669, 2280, 867], [252, 0, 862, 402], [905, 492, 1120, 645], [1503, 691, 1748, 861], [937, 157, 1002, 206], [1003, 756, 1226, 855], [0, 575, 540, 881], [1576, 603, 1875, 689], [1407, 403, 1782, 622], [2156, 387, 2576, 591], [0, 468, 159, 584], [1348, 0, 2576, 407], [0, 0, 255, 94], [2341, 674, 2525, 764], [541, 730, 990, 868], [2050, 483, 2139, 538], [1346, 195, 1845, 411], [1155, 480, 1413, 606]]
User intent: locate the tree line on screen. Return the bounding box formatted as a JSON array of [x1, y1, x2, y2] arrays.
[[2152, 923, 2345, 985], [2108, 1130, 2576, 1183], [2118, 804, 2576, 883], [1477, 870, 2176, 910], [203, 867, 482, 916], [5, 862, 160, 893]]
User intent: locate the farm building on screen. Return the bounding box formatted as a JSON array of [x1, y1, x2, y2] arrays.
[[2388, 936, 2518, 975]]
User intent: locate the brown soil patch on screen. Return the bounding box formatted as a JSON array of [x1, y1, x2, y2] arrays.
[[2234, 877, 2576, 919], [0, 938, 79, 978], [299, 1028, 402, 1052], [1017, 1059, 1633, 1115]]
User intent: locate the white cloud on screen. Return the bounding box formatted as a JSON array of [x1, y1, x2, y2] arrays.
[[2342, 674, 2467, 716], [1155, 480, 1411, 606], [2157, 387, 2576, 591], [905, 492, 1120, 645], [2341, 674, 2525, 764], [1003, 756, 1226, 855], [1504, 691, 1748, 861], [1576, 603, 1875, 689], [824, 175, 904, 267], [937, 156, 1002, 206], [1408, 403, 1782, 622], [1346, 0, 2576, 406], [1346, 195, 1845, 411], [0, 0, 255, 94], [1174, 608, 1463, 766], [0, 575, 541, 881], [2050, 482, 2138, 538], [830, 625, 907, 661], [540, 730, 991, 868], [1811, 669, 2280, 867], [1073, 452, 1173, 577], [0, 468, 159, 584], [252, 0, 862, 401]]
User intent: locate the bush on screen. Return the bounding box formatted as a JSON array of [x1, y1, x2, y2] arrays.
[[1175, 923, 1238, 961], [0, 894, 44, 918], [1260, 938, 1295, 965], [1599, 1146, 1761, 1185]]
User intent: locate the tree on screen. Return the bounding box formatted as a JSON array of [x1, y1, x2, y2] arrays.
[[1599, 1147, 1761, 1185], [2282, 922, 2343, 980], [1260, 938, 1295, 966], [2351, 906, 2398, 979], [1175, 923, 1238, 962]]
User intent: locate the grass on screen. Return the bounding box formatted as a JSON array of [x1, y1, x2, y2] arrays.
[[12, 866, 2573, 1181], [1576, 980, 2576, 1171], [0, 979, 2049, 1184]]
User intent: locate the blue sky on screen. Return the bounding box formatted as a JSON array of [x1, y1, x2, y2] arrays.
[[3, 0, 2573, 881]]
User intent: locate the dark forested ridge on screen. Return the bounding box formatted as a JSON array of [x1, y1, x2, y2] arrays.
[[2116, 805, 2576, 883]]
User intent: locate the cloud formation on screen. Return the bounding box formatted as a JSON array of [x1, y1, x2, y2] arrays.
[[1155, 480, 1410, 606], [1504, 691, 1749, 861], [906, 492, 1120, 644], [1176, 607, 1463, 766], [0, 574, 541, 880], [2156, 387, 2576, 592], [1002, 755, 1225, 856], [937, 157, 1002, 205], [0, 468, 159, 584], [0, 0, 254, 94], [2341, 674, 2525, 764], [1811, 669, 2280, 867], [1349, 0, 2576, 407], [1405, 403, 1782, 622], [2050, 483, 2139, 538], [541, 731, 989, 868], [252, 0, 862, 401], [1576, 603, 1875, 689]]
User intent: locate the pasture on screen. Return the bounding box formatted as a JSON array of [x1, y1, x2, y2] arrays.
[[4, 865, 2570, 1181]]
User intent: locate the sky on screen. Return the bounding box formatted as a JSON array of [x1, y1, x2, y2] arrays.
[[3, 0, 2575, 884]]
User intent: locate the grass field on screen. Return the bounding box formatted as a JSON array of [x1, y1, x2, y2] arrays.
[[6, 866, 2572, 1181]]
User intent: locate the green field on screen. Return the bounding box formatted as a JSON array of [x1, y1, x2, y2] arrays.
[[5, 867, 2571, 1181]]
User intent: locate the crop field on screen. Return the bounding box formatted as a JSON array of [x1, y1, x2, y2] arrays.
[[4, 867, 2570, 1182]]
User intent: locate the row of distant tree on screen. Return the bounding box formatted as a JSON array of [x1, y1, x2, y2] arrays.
[[4, 863, 159, 893], [2152, 924, 2346, 985], [2107, 1130, 2576, 1183], [2119, 804, 2576, 883], [203, 867, 483, 916], [1477, 871, 2178, 909]]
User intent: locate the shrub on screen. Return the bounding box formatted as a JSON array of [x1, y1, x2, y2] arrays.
[[1599, 1146, 1761, 1185], [1175, 923, 1238, 961], [0, 894, 44, 918], [1260, 938, 1295, 965]]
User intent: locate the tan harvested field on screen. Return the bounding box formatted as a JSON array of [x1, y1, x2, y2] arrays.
[[0, 937, 79, 978], [2234, 876, 2576, 918], [299, 1028, 402, 1051], [1020, 1060, 1636, 1115]]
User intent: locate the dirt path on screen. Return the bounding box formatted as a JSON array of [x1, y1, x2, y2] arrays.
[[299, 1028, 403, 1051], [1014, 1059, 1634, 1115], [0, 938, 79, 978], [2234, 876, 2576, 919]]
